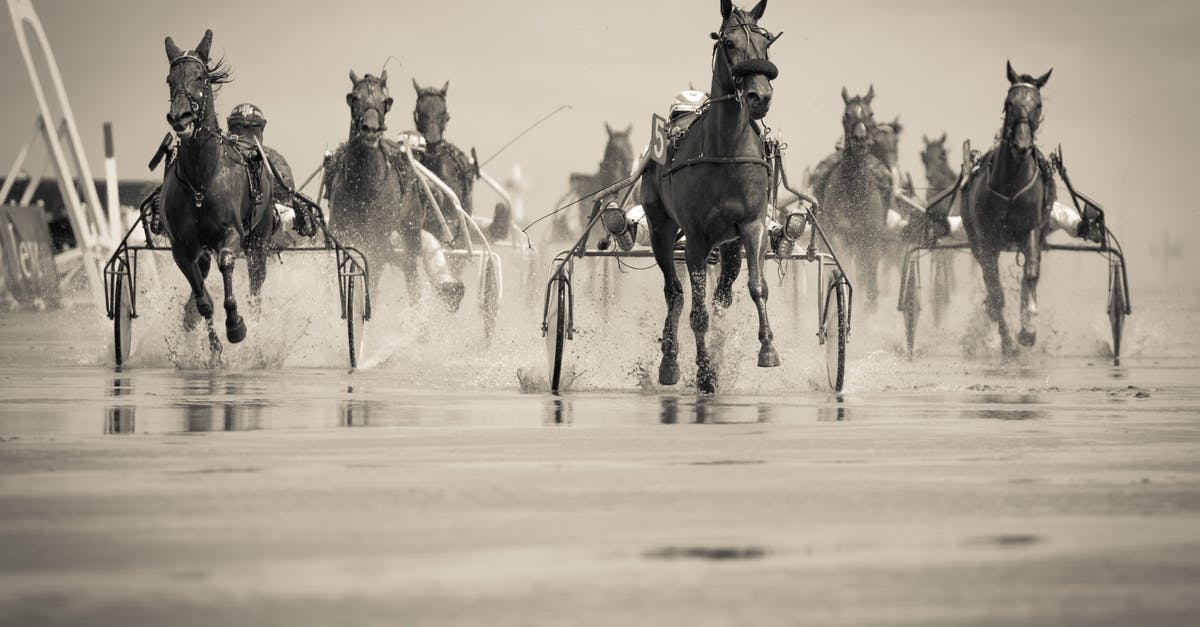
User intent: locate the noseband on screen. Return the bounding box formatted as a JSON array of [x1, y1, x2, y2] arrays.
[[1002, 82, 1042, 144]]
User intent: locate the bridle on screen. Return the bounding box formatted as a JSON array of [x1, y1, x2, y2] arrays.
[[413, 91, 449, 145], [350, 76, 393, 136], [167, 52, 212, 131], [1001, 82, 1042, 147], [708, 12, 780, 105]]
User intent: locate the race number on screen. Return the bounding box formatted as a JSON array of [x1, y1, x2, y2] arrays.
[[649, 114, 669, 165]]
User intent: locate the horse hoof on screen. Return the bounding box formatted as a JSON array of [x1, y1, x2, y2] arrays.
[[659, 359, 680, 386], [758, 346, 781, 368], [1018, 329, 1037, 347], [226, 316, 247, 344], [437, 281, 465, 313], [697, 367, 717, 394]]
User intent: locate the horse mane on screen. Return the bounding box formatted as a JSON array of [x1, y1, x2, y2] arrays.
[[202, 56, 233, 91]]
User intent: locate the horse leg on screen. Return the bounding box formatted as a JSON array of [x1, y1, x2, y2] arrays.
[[1018, 230, 1041, 347], [976, 247, 1013, 356], [419, 230, 465, 312], [183, 251, 212, 331], [218, 229, 247, 344], [862, 238, 881, 313], [742, 220, 780, 368], [649, 216, 683, 386], [684, 238, 717, 393], [713, 241, 741, 309], [245, 238, 268, 311]]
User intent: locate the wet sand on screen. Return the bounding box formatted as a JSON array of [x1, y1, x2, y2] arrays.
[[2, 383, 1199, 626]]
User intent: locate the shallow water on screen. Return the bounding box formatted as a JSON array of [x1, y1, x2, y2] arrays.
[[1, 253, 1198, 626]]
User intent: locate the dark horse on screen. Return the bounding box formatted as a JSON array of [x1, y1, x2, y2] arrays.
[[412, 79, 477, 228], [161, 30, 275, 353], [640, 0, 780, 393], [324, 71, 463, 308], [961, 61, 1054, 355], [921, 132, 957, 200], [549, 123, 633, 244], [815, 86, 891, 309]]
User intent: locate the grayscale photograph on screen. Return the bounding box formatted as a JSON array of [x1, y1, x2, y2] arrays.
[[0, 0, 1197, 624]]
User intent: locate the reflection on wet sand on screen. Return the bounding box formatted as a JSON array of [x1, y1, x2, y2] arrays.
[[658, 397, 781, 425], [105, 377, 135, 434], [178, 376, 266, 432], [971, 393, 1046, 421], [341, 385, 370, 427]]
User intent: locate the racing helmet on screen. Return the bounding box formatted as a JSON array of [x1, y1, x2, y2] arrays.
[[669, 89, 708, 119], [227, 103, 267, 130]]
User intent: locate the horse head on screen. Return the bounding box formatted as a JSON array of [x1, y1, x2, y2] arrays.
[[1002, 60, 1051, 155], [163, 29, 228, 139], [920, 132, 949, 171], [712, 0, 780, 120], [346, 69, 393, 147], [871, 115, 903, 166], [412, 79, 450, 146], [602, 122, 634, 176], [840, 85, 876, 149]]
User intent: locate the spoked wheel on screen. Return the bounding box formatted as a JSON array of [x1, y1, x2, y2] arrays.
[[481, 255, 500, 343], [345, 274, 366, 369], [1108, 264, 1126, 366], [931, 251, 951, 327], [823, 269, 848, 392], [545, 277, 569, 393], [113, 262, 133, 367], [900, 255, 921, 359]]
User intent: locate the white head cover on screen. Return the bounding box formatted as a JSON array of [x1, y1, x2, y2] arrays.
[[670, 89, 709, 116]]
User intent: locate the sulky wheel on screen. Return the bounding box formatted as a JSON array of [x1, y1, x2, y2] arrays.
[[1108, 265, 1126, 366], [113, 261, 133, 367], [481, 255, 500, 344], [545, 278, 569, 393], [345, 274, 366, 369], [823, 269, 848, 392], [900, 255, 921, 360]]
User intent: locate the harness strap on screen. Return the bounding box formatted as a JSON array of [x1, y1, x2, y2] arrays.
[[664, 155, 769, 176]]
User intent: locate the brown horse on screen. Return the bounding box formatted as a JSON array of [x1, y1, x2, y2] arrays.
[[816, 87, 892, 310], [324, 71, 464, 309], [640, 0, 780, 393], [961, 61, 1054, 355], [549, 123, 634, 245], [921, 132, 959, 322], [412, 79, 477, 225], [160, 30, 275, 353]]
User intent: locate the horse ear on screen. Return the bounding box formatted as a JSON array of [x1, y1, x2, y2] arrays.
[[939, 131, 947, 144], [922, 134, 929, 144], [624, 123, 633, 135], [349, 70, 359, 85], [412, 78, 422, 93], [1034, 68, 1052, 88], [749, 0, 767, 20], [605, 122, 614, 137], [380, 70, 388, 84], [165, 36, 181, 61], [841, 87, 850, 103], [196, 29, 213, 61], [1006, 60, 1018, 84], [441, 80, 449, 95], [892, 116, 902, 133], [865, 85, 874, 103], [720, 0, 733, 19]]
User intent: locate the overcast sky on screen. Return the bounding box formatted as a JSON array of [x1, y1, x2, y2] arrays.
[[1, 0, 1197, 279]]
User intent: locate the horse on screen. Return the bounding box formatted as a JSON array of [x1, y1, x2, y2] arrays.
[[548, 123, 633, 245], [921, 132, 959, 321], [412, 79, 477, 227], [640, 0, 780, 393], [921, 132, 957, 200], [160, 29, 275, 355], [323, 70, 464, 310], [815, 86, 892, 310], [961, 61, 1055, 355]]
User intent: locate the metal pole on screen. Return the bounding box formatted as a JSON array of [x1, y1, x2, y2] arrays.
[[104, 123, 120, 238]]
